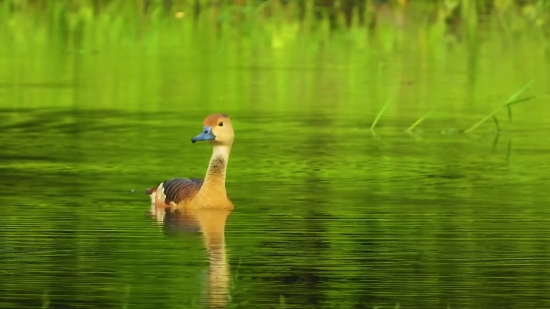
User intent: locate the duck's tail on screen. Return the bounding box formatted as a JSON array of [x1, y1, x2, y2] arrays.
[[145, 186, 158, 217], [145, 187, 157, 195]]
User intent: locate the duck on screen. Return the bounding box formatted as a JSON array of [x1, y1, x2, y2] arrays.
[[145, 113, 235, 220]]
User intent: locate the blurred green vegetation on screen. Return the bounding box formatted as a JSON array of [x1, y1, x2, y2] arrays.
[[1, 0, 549, 51], [1, 0, 548, 124]]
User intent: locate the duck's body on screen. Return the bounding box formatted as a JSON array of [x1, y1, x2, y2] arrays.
[[146, 113, 235, 221]]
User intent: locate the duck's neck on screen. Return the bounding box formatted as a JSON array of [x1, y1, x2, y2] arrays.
[[201, 145, 231, 196]]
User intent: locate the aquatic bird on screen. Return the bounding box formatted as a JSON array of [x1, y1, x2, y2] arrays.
[[145, 113, 235, 220]]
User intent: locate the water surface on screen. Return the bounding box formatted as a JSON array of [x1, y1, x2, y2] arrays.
[[1, 22, 550, 309]]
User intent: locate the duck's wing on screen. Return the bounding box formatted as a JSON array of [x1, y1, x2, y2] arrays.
[[146, 177, 204, 206]]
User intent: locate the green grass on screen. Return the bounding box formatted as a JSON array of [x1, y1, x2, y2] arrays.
[[370, 97, 392, 133], [1, 0, 548, 133], [1, 0, 549, 50], [379, 78, 537, 135], [406, 108, 436, 133], [465, 80, 536, 133]]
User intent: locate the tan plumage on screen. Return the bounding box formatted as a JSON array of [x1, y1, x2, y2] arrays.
[[146, 113, 235, 221]]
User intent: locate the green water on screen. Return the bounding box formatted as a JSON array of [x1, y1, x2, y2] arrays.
[[1, 6, 550, 309]]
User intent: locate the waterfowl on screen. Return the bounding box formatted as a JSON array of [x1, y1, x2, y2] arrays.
[[145, 113, 235, 219]]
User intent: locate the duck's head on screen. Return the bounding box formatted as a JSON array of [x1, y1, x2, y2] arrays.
[[191, 113, 234, 146]]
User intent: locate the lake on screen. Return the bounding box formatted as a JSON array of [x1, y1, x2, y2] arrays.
[[1, 2, 550, 308]]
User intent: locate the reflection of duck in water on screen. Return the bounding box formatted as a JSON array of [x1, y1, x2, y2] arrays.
[[154, 209, 233, 309], [145, 113, 235, 221], [144, 113, 235, 308], [196, 209, 231, 309]]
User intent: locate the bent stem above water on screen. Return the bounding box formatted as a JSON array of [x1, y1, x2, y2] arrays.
[[465, 80, 535, 133], [406, 107, 437, 133], [370, 97, 393, 133]]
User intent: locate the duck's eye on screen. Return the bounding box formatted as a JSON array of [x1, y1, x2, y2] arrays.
[[218, 121, 224, 127]]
